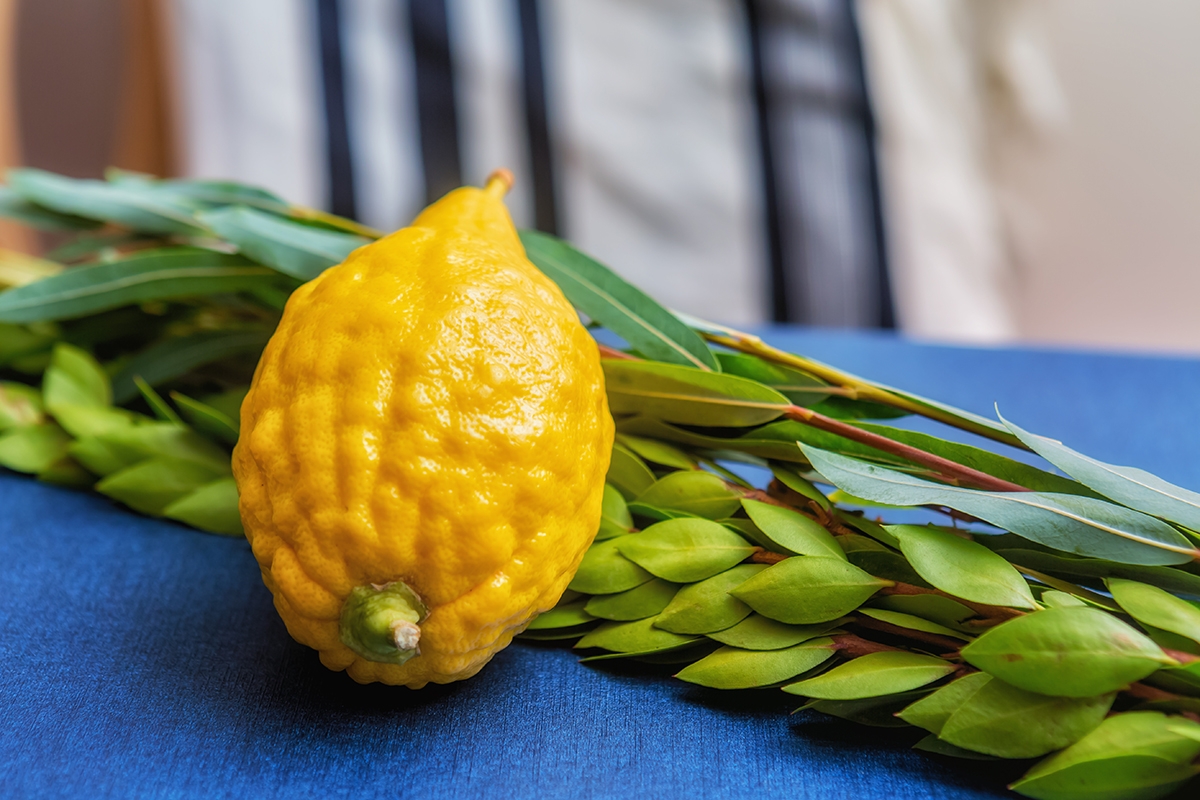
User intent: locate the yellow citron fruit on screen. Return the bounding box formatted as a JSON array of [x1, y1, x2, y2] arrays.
[[232, 171, 614, 687]]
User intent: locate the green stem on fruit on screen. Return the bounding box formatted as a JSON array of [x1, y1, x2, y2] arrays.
[[339, 580, 428, 665]]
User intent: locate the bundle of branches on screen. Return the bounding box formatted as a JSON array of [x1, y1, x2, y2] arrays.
[[3, 169, 1200, 800]]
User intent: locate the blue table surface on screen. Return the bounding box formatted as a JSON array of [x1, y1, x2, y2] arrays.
[[5, 328, 1200, 800]]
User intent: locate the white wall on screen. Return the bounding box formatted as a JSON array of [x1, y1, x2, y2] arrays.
[[1005, 0, 1200, 353]]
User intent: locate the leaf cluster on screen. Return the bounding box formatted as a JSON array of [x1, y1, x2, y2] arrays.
[[516, 234, 1200, 799], [0, 169, 373, 532]]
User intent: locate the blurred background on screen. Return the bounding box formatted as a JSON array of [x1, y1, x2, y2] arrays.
[[0, 0, 1197, 353]]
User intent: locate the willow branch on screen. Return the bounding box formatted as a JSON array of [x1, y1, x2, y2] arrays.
[[784, 405, 1028, 493]]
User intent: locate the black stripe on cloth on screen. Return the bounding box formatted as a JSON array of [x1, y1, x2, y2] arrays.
[[742, 0, 790, 323], [746, 0, 892, 329], [515, 0, 560, 235], [410, 0, 463, 204], [846, 0, 895, 329], [315, 0, 358, 219]]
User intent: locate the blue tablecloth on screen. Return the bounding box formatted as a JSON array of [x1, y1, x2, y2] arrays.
[[5, 329, 1200, 799]]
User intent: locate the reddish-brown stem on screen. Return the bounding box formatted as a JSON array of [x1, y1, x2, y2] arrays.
[[1124, 682, 1185, 703], [749, 549, 788, 565], [831, 633, 903, 657], [882, 581, 1026, 622], [849, 615, 964, 653], [784, 405, 1028, 493], [598, 344, 637, 361], [739, 487, 795, 510], [1163, 649, 1200, 666]]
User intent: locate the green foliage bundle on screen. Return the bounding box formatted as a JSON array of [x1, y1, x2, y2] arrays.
[[4, 169, 1200, 799]]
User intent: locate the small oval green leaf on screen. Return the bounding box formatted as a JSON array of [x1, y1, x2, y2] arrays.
[[575, 617, 699, 653], [0, 381, 43, 430], [43, 343, 110, 411], [161, 477, 244, 536], [584, 578, 679, 621], [51, 405, 139, 439], [939, 677, 1114, 759], [0, 423, 70, 473], [961, 607, 1175, 697], [731, 556, 888, 624], [706, 615, 840, 651], [568, 536, 655, 595], [636, 470, 743, 519], [616, 518, 757, 583], [654, 564, 766, 634], [783, 651, 955, 700], [888, 525, 1038, 609], [606, 442, 656, 501], [801, 690, 931, 729], [1108, 578, 1200, 646], [676, 639, 835, 689], [86, 421, 231, 474], [1012, 712, 1200, 800], [526, 600, 596, 630], [96, 456, 228, 515], [897, 672, 993, 734], [741, 498, 844, 559], [802, 690, 930, 728]]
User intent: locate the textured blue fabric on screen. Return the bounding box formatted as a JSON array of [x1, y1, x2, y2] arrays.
[[4, 329, 1200, 800]]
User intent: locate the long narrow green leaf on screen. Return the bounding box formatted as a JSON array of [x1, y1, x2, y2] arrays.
[[991, 548, 1200, 598], [618, 416, 813, 463], [1002, 412, 1200, 533], [856, 422, 1100, 497], [520, 230, 718, 370], [715, 352, 832, 406], [675, 311, 1020, 445], [603, 360, 789, 427], [170, 392, 239, 445], [198, 206, 369, 280], [149, 179, 290, 214], [803, 445, 1198, 566], [111, 329, 272, 403], [7, 169, 205, 235], [0, 248, 280, 323], [0, 186, 100, 231]]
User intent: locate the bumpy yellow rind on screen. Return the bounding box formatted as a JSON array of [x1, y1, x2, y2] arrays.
[[232, 182, 613, 687]]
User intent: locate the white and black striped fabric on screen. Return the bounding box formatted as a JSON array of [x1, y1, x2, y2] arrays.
[[167, 0, 891, 328]]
